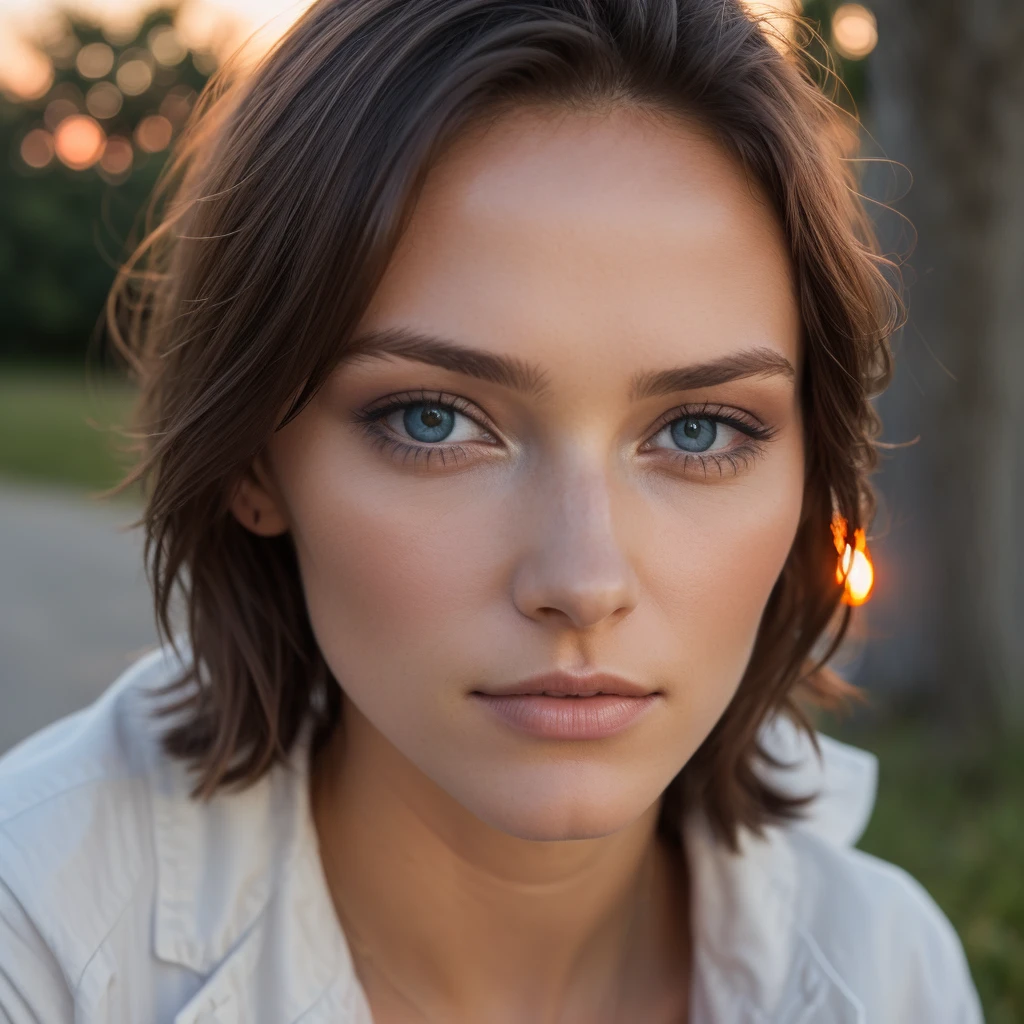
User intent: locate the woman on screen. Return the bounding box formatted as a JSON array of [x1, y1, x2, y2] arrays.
[[0, 0, 983, 1021]]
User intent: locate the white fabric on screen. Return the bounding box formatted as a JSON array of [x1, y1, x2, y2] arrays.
[[0, 643, 984, 1023]]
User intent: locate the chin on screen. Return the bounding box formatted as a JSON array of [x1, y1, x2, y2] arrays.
[[454, 768, 663, 842]]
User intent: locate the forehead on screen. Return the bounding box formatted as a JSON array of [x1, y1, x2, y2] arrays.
[[358, 103, 801, 378]]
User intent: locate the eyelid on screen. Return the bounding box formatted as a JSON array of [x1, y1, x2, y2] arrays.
[[355, 388, 501, 438], [642, 400, 771, 443], [359, 391, 769, 439], [354, 390, 778, 476]]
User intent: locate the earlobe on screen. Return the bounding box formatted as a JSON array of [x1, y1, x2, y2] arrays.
[[228, 460, 290, 537]]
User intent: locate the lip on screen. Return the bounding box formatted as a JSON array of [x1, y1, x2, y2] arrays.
[[474, 671, 657, 698], [470, 671, 661, 740]]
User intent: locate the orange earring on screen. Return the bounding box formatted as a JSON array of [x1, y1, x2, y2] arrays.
[[831, 510, 874, 606]]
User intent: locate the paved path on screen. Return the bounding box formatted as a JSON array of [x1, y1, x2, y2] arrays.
[[0, 482, 168, 754]]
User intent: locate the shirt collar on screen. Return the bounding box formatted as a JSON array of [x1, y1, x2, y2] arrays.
[[135, 642, 360, 1022], [683, 713, 877, 1023], [138, 644, 876, 1023]]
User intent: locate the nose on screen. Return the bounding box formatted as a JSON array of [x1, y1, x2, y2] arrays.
[[510, 460, 640, 631]]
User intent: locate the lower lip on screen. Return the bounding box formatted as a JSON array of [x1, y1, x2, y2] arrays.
[[470, 693, 660, 740]]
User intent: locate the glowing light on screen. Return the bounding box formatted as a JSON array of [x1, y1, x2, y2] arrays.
[[135, 114, 173, 153], [103, 15, 142, 47], [44, 97, 79, 131], [743, 0, 802, 47], [54, 114, 106, 170], [148, 25, 187, 66], [99, 136, 134, 177], [175, 2, 242, 56], [116, 58, 153, 96], [832, 4, 878, 60], [86, 81, 123, 120], [159, 86, 195, 126], [831, 514, 875, 606], [20, 128, 55, 169], [173, 0, 292, 70], [0, 39, 54, 101], [48, 32, 80, 70], [192, 50, 219, 75], [76, 41, 115, 79]]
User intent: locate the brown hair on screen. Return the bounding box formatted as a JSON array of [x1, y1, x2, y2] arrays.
[[107, 0, 899, 851]]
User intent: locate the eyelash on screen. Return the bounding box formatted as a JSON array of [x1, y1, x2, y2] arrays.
[[352, 388, 778, 478]]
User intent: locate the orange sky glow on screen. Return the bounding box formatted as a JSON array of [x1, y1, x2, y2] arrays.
[[0, 0, 316, 99]]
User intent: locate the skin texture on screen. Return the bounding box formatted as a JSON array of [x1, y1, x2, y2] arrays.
[[232, 103, 804, 1022]]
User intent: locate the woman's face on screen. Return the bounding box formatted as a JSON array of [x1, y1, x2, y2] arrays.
[[242, 104, 804, 841]]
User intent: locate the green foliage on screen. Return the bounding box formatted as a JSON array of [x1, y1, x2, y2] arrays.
[[829, 717, 1024, 1023], [0, 5, 212, 360]]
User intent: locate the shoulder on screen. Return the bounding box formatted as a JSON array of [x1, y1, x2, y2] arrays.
[[0, 644, 189, 1012], [784, 824, 984, 1022], [0, 642, 332, 1023], [703, 720, 986, 1022]]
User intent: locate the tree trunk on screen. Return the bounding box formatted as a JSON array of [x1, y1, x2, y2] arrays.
[[855, 0, 1024, 733]]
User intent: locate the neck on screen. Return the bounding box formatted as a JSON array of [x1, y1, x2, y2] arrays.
[[310, 701, 691, 1024]]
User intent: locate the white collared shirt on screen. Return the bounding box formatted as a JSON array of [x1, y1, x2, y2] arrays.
[[0, 644, 984, 1023]]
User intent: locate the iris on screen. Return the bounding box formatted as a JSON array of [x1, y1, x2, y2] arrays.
[[670, 416, 716, 453], [403, 403, 455, 443]]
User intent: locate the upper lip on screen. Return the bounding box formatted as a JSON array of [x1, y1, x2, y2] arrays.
[[474, 671, 657, 698]]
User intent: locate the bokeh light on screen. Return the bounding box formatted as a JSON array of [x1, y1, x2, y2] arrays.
[[116, 54, 154, 95], [102, 14, 142, 47], [19, 128, 55, 170], [135, 113, 172, 153], [0, 40, 54, 101], [53, 113, 106, 170], [832, 3, 878, 60], [48, 30, 80, 70], [159, 84, 195, 126], [85, 81, 124, 120], [148, 25, 187, 66], [743, 0, 801, 44], [75, 41, 115, 78], [174, 2, 242, 56], [43, 96, 79, 131], [99, 135, 134, 179]]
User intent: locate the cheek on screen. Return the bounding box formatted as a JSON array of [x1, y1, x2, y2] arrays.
[[271, 407, 803, 733], [645, 451, 805, 697], [270, 430, 498, 695]]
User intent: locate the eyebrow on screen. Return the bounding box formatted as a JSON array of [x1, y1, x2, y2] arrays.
[[344, 327, 796, 401]]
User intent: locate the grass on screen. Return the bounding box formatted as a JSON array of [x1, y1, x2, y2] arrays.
[[826, 716, 1024, 1023], [0, 366, 139, 493], [1, 368, 1020, 1020]]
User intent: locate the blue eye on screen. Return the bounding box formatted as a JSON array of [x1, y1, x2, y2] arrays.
[[355, 390, 776, 478], [670, 416, 717, 453], [403, 402, 456, 443]]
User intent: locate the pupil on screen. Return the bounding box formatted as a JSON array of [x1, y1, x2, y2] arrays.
[[669, 415, 716, 453], [404, 402, 455, 442]]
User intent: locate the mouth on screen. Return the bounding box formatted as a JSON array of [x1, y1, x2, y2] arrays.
[[520, 691, 610, 698], [472, 670, 657, 699], [470, 671, 661, 739]]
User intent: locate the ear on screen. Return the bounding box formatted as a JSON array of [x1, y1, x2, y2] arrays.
[[228, 453, 290, 537]]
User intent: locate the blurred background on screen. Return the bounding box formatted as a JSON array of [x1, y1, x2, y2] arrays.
[[0, 0, 1020, 1017]]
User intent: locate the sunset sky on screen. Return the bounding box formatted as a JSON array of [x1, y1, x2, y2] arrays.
[[0, 0, 315, 97]]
